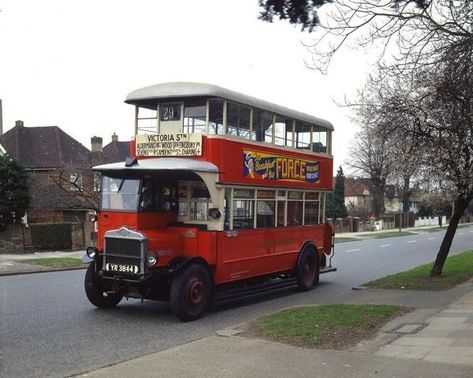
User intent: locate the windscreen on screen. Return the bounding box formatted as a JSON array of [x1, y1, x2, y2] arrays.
[[101, 175, 140, 211]]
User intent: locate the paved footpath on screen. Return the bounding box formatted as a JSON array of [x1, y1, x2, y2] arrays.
[[79, 282, 473, 378]]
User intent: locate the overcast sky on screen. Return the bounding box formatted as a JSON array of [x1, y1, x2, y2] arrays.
[[0, 0, 376, 169]]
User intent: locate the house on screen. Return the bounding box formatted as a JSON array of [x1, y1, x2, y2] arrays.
[[344, 177, 419, 217], [103, 132, 131, 163], [90, 132, 131, 164], [0, 122, 133, 221], [0, 121, 132, 250], [0, 121, 97, 223]]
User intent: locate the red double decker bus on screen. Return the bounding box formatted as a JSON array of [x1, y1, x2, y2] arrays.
[[84, 82, 336, 321]]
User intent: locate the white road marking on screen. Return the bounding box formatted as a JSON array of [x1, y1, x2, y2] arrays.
[[345, 248, 361, 253], [457, 232, 464, 235], [427, 237, 435, 240], [407, 240, 417, 243], [380, 244, 392, 248]]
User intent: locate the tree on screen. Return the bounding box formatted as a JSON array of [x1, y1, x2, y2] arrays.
[[49, 163, 100, 210], [258, 0, 473, 276], [347, 124, 391, 218], [259, 1, 469, 74], [0, 154, 30, 229], [326, 166, 348, 218], [379, 48, 473, 276]]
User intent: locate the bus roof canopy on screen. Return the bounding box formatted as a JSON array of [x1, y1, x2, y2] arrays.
[[125, 82, 333, 131], [93, 157, 219, 173]]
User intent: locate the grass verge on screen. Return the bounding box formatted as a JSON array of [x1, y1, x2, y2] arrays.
[[368, 231, 416, 239], [335, 237, 361, 243], [246, 304, 409, 349], [364, 250, 473, 290], [19, 257, 84, 268]]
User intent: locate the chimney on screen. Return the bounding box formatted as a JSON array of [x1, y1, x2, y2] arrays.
[[112, 132, 118, 142], [91, 136, 103, 152], [15, 120, 24, 127]]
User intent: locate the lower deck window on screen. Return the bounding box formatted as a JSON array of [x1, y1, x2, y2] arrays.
[[226, 188, 323, 230], [178, 181, 212, 221]]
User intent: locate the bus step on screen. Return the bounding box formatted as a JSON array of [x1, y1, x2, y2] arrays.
[[319, 266, 337, 274], [216, 277, 298, 305]]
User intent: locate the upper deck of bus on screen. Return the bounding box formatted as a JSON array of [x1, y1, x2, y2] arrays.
[[126, 82, 333, 154], [98, 82, 334, 191]]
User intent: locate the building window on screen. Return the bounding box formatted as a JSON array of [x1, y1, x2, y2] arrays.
[[69, 173, 83, 191], [93, 172, 101, 192]]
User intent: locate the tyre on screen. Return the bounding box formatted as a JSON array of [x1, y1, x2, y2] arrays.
[[170, 263, 212, 321], [84, 263, 123, 308], [296, 246, 319, 291]]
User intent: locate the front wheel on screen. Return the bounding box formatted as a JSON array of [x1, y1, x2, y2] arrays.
[[170, 263, 212, 321], [296, 246, 319, 291], [84, 263, 123, 308]]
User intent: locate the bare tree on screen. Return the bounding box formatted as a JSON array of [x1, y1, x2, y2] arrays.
[[378, 46, 473, 276], [260, 1, 472, 75], [348, 124, 392, 218], [49, 163, 99, 210]]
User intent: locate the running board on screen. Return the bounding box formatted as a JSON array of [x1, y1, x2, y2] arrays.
[[215, 277, 298, 306], [320, 266, 337, 274]]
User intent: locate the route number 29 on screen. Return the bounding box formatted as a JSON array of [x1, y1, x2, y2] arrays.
[[160, 104, 180, 121]]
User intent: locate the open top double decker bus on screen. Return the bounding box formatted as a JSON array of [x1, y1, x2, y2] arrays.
[[84, 82, 336, 321]]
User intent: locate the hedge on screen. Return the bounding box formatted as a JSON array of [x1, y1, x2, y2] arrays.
[[30, 223, 73, 250]]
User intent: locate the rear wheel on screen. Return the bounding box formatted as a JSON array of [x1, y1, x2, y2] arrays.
[[296, 246, 319, 291], [170, 263, 212, 321], [84, 263, 123, 308]]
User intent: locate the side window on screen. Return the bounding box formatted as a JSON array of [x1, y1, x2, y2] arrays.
[[177, 181, 212, 221], [139, 177, 176, 212], [232, 189, 255, 229], [304, 192, 320, 225], [227, 102, 251, 139], [287, 191, 303, 226], [256, 190, 275, 228]]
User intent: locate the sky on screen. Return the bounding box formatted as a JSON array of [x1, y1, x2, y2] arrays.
[[0, 0, 376, 170]]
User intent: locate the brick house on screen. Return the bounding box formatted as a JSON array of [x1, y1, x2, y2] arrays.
[[344, 177, 419, 217], [0, 121, 99, 224], [0, 121, 131, 250], [0, 122, 131, 222]]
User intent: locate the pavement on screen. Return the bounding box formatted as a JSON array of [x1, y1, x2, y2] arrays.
[[1, 235, 473, 377]]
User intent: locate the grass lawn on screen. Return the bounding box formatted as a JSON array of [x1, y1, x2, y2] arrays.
[[19, 257, 84, 268], [246, 304, 409, 349], [335, 237, 361, 243], [368, 231, 416, 239], [364, 250, 473, 290]]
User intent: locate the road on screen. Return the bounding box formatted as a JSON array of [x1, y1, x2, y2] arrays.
[[1, 227, 472, 378]]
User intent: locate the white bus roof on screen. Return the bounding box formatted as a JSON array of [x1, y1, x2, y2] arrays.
[[125, 82, 334, 131], [93, 157, 219, 173]]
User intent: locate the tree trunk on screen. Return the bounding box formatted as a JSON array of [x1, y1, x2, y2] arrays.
[[430, 197, 470, 276]]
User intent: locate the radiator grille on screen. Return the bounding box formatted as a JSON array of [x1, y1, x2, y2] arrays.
[[104, 237, 144, 275]]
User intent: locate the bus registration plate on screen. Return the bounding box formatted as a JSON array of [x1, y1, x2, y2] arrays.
[[105, 263, 139, 274]]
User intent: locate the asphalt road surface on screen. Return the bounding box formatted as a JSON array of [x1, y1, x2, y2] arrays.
[[1, 227, 472, 377]]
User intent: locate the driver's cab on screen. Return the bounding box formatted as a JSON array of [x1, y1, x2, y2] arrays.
[[96, 166, 223, 234]]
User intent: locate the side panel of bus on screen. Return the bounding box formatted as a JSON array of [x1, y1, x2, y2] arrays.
[[202, 137, 334, 190], [214, 225, 325, 284]]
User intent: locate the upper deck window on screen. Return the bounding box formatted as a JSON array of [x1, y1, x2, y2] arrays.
[[275, 116, 293, 147], [252, 109, 273, 143], [208, 99, 224, 135], [227, 102, 251, 138], [184, 99, 206, 134]]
